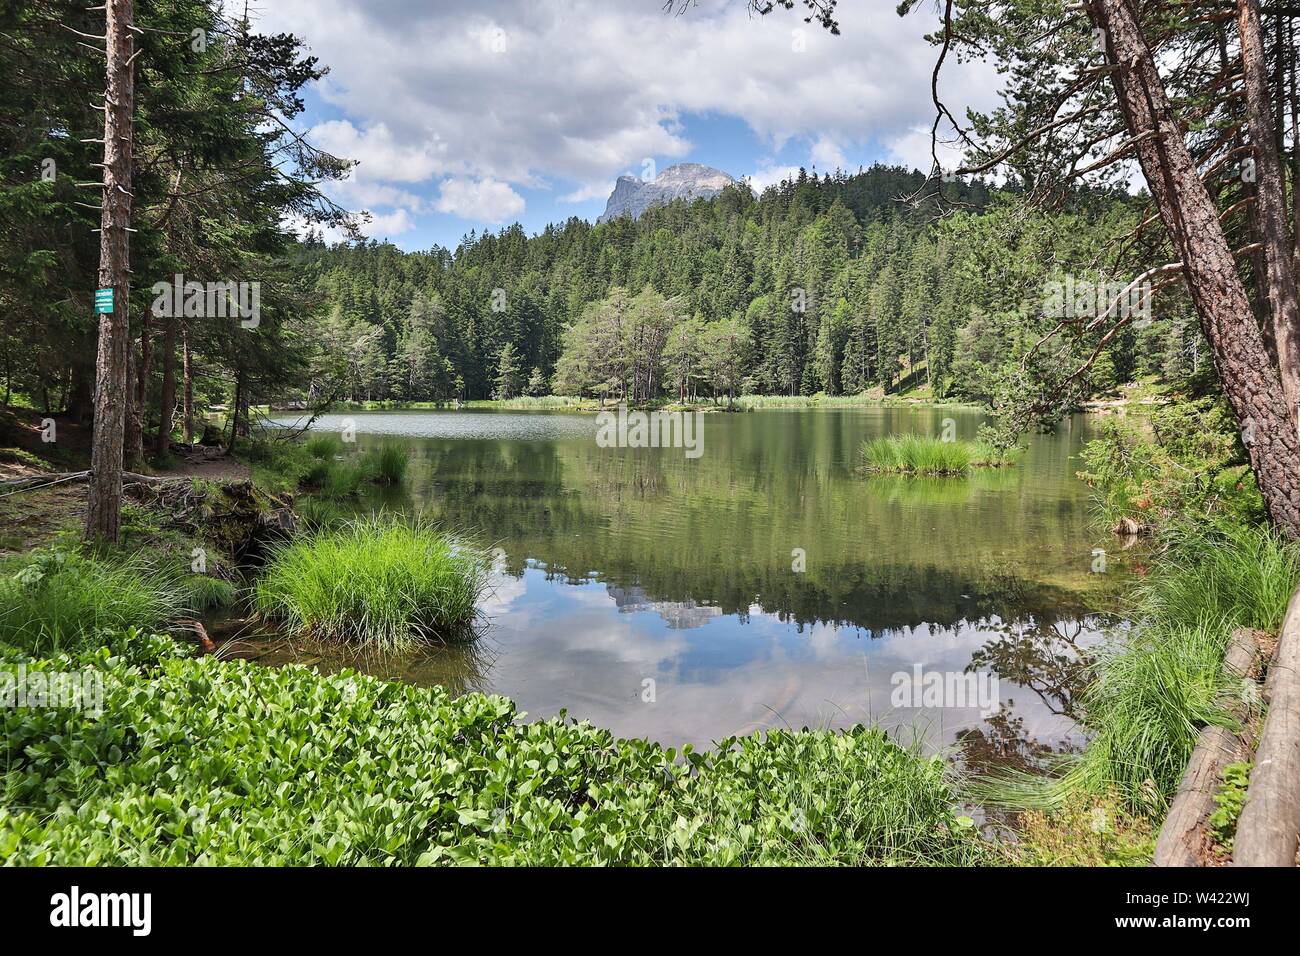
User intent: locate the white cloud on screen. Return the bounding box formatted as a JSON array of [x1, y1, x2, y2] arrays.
[[810, 136, 849, 174], [560, 180, 615, 204], [886, 124, 965, 177], [745, 163, 801, 194], [363, 208, 417, 237], [435, 177, 526, 222], [307, 120, 446, 183], [250, 0, 1003, 201]]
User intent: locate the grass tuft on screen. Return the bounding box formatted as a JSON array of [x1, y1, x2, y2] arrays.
[[254, 516, 487, 652], [0, 549, 187, 656], [303, 434, 340, 460], [361, 445, 408, 485], [859, 434, 1014, 476]]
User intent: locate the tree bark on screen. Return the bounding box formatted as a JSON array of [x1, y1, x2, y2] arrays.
[[155, 315, 177, 457], [182, 325, 193, 444], [126, 312, 150, 468], [1238, 0, 1300, 418], [224, 370, 242, 455], [1092, 0, 1300, 538], [85, 0, 135, 545]]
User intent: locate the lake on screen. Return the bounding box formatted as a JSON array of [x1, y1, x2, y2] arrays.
[[261, 406, 1124, 763]]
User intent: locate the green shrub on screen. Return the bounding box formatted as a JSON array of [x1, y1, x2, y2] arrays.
[[254, 517, 487, 651], [1076, 396, 1265, 532], [0, 550, 187, 656], [0, 648, 988, 866]]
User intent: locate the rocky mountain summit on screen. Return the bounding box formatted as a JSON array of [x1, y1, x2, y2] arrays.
[[597, 163, 736, 223]]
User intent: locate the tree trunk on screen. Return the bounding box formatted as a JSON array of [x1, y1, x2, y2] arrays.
[[1093, 0, 1300, 537], [85, 0, 135, 545], [155, 316, 177, 457], [182, 326, 193, 444], [1290, 17, 1300, 263], [126, 311, 150, 467], [1237, 0, 1300, 418], [224, 371, 242, 455]]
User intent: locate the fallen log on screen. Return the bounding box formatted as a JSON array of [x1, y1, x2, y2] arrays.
[[1154, 628, 1260, 866], [1233, 584, 1300, 866], [0, 469, 184, 490]]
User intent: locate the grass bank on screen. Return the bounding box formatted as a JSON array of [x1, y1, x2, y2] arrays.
[[0, 638, 989, 866], [986, 523, 1297, 817], [0, 547, 236, 658], [297, 393, 983, 415]]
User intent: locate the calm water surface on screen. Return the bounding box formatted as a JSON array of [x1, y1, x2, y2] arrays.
[[261, 406, 1124, 760]]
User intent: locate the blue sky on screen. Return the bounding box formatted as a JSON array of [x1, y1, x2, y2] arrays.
[[251, 1, 1000, 253]]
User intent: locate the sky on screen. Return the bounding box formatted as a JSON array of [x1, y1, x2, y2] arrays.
[[244, 0, 1002, 252]]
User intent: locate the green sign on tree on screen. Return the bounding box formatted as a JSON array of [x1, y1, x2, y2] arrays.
[[93, 288, 114, 314]]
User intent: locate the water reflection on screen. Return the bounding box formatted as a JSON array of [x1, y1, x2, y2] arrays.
[[260, 407, 1125, 753]]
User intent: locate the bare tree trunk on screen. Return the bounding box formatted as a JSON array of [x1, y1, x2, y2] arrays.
[[1290, 17, 1300, 263], [155, 316, 177, 457], [224, 371, 242, 455], [182, 326, 193, 444], [126, 312, 150, 467], [1093, 0, 1300, 537], [85, 0, 135, 545], [1238, 0, 1300, 417]]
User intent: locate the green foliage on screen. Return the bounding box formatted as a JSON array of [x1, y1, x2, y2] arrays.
[[1077, 396, 1263, 531], [243, 436, 406, 498], [982, 521, 1293, 817], [322, 460, 367, 499], [0, 550, 186, 656], [1061, 619, 1242, 815], [859, 435, 1013, 476], [294, 496, 347, 532], [1009, 798, 1156, 866], [254, 517, 487, 651], [0, 646, 988, 865], [1209, 762, 1251, 848], [289, 167, 1155, 409]]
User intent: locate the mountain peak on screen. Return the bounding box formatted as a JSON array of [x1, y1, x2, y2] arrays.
[[597, 163, 736, 223]]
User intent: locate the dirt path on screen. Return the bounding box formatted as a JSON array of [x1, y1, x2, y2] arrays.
[[156, 452, 250, 482]]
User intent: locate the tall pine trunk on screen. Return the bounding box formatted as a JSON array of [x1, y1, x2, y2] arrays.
[[85, 0, 134, 544], [1237, 0, 1300, 416], [155, 316, 177, 457], [182, 326, 194, 444], [1093, 0, 1300, 537], [126, 313, 150, 467]]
